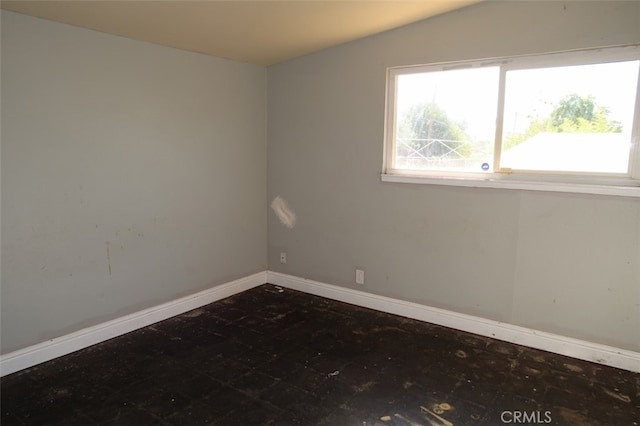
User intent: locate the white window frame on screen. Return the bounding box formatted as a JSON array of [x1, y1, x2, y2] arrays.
[[382, 45, 640, 197]]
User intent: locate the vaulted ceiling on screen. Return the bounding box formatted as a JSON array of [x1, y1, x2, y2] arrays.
[[1, 0, 480, 65]]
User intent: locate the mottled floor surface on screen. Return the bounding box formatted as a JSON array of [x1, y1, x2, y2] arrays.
[[1, 284, 639, 425]]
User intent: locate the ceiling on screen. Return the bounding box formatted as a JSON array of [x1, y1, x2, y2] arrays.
[[1, 0, 480, 66]]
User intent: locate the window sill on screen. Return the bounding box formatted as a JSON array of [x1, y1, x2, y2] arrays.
[[381, 173, 640, 198]]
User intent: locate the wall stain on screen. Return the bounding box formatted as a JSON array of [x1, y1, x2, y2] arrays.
[[106, 242, 112, 277], [115, 227, 144, 238]]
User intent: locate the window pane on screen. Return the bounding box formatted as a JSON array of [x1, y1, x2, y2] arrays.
[[394, 67, 499, 172], [501, 61, 640, 173]]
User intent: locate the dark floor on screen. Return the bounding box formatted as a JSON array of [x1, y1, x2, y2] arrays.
[[1, 284, 639, 425]]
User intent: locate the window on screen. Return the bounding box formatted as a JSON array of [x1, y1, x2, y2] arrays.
[[383, 46, 640, 196]]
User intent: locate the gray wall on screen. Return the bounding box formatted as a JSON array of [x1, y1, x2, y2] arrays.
[[268, 1, 640, 351], [1, 11, 267, 354], [2, 1, 639, 357]]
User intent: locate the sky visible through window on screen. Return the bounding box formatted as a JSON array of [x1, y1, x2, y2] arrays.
[[503, 61, 639, 137]]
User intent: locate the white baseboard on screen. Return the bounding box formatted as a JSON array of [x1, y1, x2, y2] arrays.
[[0, 271, 267, 377], [3, 270, 638, 376], [268, 271, 640, 373]]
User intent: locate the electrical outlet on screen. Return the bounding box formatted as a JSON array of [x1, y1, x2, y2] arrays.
[[280, 252, 287, 264], [355, 268, 365, 285]]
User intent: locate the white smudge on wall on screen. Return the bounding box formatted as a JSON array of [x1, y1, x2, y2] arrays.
[[271, 196, 297, 229]]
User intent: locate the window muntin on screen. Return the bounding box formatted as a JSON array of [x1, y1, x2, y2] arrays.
[[385, 46, 640, 188]]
